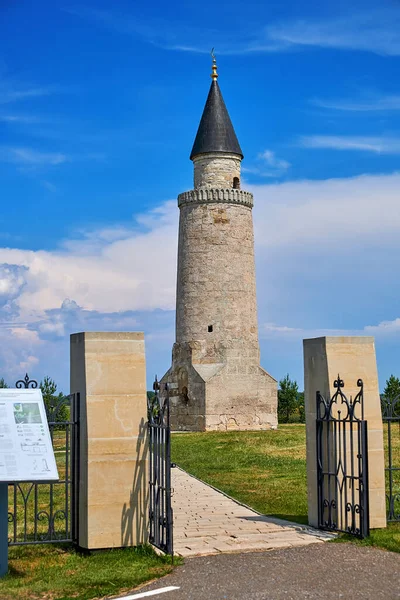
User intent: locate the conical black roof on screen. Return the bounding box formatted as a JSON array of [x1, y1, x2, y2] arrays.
[[190, 80, 243, 160]]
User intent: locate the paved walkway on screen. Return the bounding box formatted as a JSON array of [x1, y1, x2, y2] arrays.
[[172, 467, 332, 557]]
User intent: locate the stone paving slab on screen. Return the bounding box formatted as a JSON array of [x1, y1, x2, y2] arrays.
[[172, 467, 333, 557]]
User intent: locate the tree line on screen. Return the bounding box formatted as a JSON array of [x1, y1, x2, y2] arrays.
[[2, 372, 399, 426], [278, 373, 400, 424], [0, 376, 69, 422]]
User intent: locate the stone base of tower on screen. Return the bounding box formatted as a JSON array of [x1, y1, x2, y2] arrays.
[[160, 343, 278, 432]]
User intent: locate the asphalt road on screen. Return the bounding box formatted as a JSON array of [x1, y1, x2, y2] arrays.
[[129, 543, 400, 600]]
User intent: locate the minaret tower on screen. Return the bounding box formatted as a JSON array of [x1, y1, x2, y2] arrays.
[[161, 55, 277, 431]]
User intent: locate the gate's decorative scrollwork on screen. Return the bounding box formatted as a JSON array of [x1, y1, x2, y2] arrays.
[[317, 375, 369, 538], [15, 373, 38, 389], [317, 377, 364, 422], [148, 377, 173, 556], [381, 393, 400, 522]]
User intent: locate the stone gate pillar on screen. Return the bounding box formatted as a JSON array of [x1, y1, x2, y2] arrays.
[[70, 332, 148, 550], [304, 336, 386, 530]]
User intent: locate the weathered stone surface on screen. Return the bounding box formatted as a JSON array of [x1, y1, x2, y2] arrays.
[[193, 153, 241, 189], [161, 143, 277, 430], [70, 331, 148, 549], [178, 188, 253, 208], [303, 336, 386, 530]]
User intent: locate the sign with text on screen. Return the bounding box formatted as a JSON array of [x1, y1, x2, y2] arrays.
[[0, 389, 58, 482]]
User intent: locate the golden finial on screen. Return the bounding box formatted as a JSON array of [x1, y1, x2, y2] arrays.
[[211, 48, 218, 81]]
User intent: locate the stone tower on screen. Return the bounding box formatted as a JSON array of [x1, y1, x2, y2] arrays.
[[161, 57, 277, 431]]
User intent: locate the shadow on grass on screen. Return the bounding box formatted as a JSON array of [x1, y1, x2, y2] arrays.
[[6, 565, 24, 578], [269, 514, 308, 525], [3, 543, 178, 600], [238, 514, 308, 526]]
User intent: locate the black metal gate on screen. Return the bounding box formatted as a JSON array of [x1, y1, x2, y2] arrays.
[[8, 375, 79, 545], [381, 394, 400, 522], [148, 378, 173, 556], [316, 376, 369, 538]]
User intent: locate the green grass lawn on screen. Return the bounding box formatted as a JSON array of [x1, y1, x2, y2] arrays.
[[172, 424, 400, 553], [1, 544, 175, 600], [6, 423, 399, 600], [5, 429, 178, 600]]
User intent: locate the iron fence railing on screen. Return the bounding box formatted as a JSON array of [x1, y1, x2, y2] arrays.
[[381, 394, 400, 522], [7, 375, 79, 546]]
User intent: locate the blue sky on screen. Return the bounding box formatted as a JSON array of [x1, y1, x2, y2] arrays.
[[1, 0, 400, 392]]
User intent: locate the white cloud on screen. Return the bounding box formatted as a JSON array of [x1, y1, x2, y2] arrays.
[[0, 200, 178, 318], [0, 265, 27, 318], [65, 7, 400, 56], [0, 114, 43, 123], [2, 172, 400, 387], [312, 95, 400, 112], [0, 79, 73, 105], [0, 147, 69, 166], [259, 150, 291, 170], [0, 265, 26, 302], [262, 323, 302, 334], [261, 323, 355, 341], [41, 181, 57, 193], [242, 149, 290, 178], [0, 148, 106, 168], [298, 136, 400, 153], [0, 210, 178, 385], [63, 6, 286, 54], [261, 317, 400, 341], [365, 318, 400, 335], [265, 10, 400, 56], [0, 86, 55, 104], [249, 172, 400, 248], [2, 172, 400, 320], [0, 324, 43, 382]]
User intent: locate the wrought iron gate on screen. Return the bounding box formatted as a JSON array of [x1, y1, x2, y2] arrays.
[[316, 376, 369, 538], [8, 375, 79, 545], [381, 393, 400, 521], [148, 378, 173, 556]]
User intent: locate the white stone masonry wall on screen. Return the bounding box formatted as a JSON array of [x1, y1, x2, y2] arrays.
[[176, 201, 259, 354], [194, 153, 241, 189], [161, 149, 278, 431]]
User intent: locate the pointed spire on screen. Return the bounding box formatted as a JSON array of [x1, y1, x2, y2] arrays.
[[211, 48, 218, 81], [190, 52, 243, 160]]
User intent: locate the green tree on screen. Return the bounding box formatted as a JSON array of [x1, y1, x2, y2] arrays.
[[297, 391, 305, 423], [147, 391, 156, 402], [40, 376, 69, 423], [278, 374, 299, 423], [0, 378, 8, 388], [383, 375, 400, 401]]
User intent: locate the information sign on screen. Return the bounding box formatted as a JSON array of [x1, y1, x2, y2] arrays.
[[0, 389, 59, 482]]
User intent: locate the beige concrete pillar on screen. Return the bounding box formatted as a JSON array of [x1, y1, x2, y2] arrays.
[[304, 336, 386, 530], [70, 332, 148, 550]]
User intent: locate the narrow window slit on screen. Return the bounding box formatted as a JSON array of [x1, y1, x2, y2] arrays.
[[208, 325, 213, 333]]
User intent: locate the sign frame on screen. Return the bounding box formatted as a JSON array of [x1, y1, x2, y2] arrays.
[[0, 388, 59, 483]]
